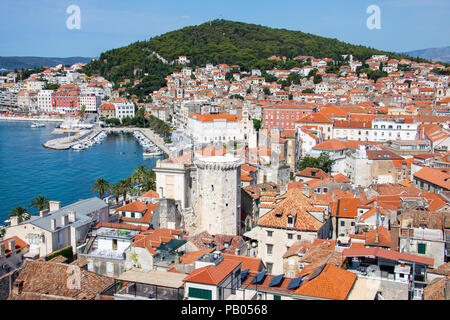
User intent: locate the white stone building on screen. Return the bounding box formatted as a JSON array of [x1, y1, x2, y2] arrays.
[[114, 100, 135, 120], [38, 90, 54, 112], [187, 113, 244, 144], [371, 118, 418, 141], [80, 94, 101, 113]]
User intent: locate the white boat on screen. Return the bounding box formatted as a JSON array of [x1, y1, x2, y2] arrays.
[[31, 122, 45, 128], [72, 144, 86, 151], [143, 147, 163, 157]]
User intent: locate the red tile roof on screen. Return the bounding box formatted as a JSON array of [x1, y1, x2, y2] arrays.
[[413, 167, 450, 190], [221, 254, 263, 272], [183, 259, 241, 285], [257, 188, 326, 231], [294, 264, 357, 300]]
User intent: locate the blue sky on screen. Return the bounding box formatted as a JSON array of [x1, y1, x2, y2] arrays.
[[1, 0, 449, 57]]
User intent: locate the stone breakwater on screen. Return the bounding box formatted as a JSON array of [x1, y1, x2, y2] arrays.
[[42, 129, 95, 150]]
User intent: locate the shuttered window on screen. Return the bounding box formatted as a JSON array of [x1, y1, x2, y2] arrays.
[[188, 287, 212, 300], [418, 243, 426, 254]]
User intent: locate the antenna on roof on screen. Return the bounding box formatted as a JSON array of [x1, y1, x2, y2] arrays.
[[375, 202, 380, 244]]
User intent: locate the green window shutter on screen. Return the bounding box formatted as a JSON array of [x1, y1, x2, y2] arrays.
[[188, 287, 212, 300], [274, 295, 281, 300], [418, 243, 426, 254], [340, 221, 345, 226]]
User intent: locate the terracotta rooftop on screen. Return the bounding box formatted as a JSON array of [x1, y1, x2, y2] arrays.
[[257, 188, 326, 232], [8, 260, 114, 300], [183, 259, 241, 285], [413, 166, 450, 190]]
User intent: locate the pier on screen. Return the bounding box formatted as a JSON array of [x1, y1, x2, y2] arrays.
[[42, 126, 172, 157], [107, 127, 172, 157], [42, 129, 97, 150]]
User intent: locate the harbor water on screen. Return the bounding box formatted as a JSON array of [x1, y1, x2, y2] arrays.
[[0, 121, 163, 223]]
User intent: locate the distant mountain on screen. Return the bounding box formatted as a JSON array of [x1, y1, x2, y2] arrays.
[[402, 46, 450, 63], [0, 56, 94, 72]]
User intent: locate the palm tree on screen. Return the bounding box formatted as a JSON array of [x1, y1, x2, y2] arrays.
[[132, 165, 149, 185], [142, 169, 156, 192], [9, 206, 30, 223], [29, 195, 49, 212], [91, 178, 111, 200], [120, 177, 133, 203], [110, 183, 122, 204]]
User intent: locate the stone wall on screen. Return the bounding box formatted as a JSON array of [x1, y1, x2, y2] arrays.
[[0, 269, 20, 300]]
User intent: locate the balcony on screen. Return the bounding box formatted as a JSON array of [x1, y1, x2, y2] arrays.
[[115, 282, 183, 300]]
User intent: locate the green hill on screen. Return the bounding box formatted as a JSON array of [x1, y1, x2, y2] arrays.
[[82, 19, 426, 99]]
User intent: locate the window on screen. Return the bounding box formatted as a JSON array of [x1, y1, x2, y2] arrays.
[[267, 244, 273, 255], [106, 262, 114, 273], [418, 243, 426, 254], [266, 263, 273, 273], [267, 231, 273, 237], [297, 235, 302, 240], [287, 215, 294, 225], [274, 295, 281, 300], [112, 239, 118, 251], [340, 221, 345, 227], [287, 233, 293, 240], [188, 287, 212, 300]]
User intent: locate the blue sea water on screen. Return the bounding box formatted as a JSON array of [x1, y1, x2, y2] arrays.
[[0, 121, 163, 223]]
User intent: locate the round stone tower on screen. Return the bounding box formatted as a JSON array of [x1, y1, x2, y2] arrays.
[[193, 156, 242, 236]]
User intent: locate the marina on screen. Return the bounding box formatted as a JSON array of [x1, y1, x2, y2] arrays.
[[42, 126, 171, 158], [0, 120, 164, 223]]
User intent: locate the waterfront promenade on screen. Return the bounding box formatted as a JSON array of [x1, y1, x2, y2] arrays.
[[0, 115, 67, 122]]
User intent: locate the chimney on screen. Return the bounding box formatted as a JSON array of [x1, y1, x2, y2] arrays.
[[61, 215, 68, 226], [8, 239, 16, 254], [39, 209, 50, 218], [51, 219, 56, 230], [68, 211, 76, 223], [0, 243, 5, 258], [9, 216, 19, 226], [49, 201, 61, 212]]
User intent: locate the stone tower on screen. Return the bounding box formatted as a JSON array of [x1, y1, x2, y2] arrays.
[[193, 156, 242, 236]]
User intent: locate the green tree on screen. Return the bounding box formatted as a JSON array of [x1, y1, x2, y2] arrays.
[[9, 206, 30, 223], [263, 87, 271, 95], [110, 183, 122, 204], [298, 152, 334, 173], [313, 74, 323, 84], [225, 71, 233, 81], [106, 117, 121, 126], [120, 177, 133, 203], [91, 178, 111, 199], [29, 195, 49, 212], [78, 105, 86, 119], [253, 119, 261, 131], [302, 88, 315, 94]]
